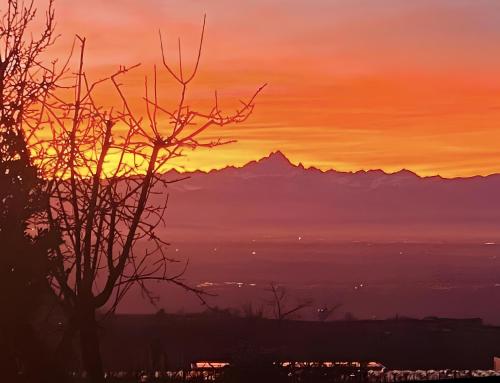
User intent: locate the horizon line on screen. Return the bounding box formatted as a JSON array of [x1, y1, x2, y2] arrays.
[[163, 150, 500, 181]]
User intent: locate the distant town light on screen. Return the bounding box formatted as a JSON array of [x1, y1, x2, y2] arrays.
[[192, 362, 229, 369]]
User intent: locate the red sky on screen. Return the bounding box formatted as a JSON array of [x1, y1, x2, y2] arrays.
[[51, 0, 500, 177]]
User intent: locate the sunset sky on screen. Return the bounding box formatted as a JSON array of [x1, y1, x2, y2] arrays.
[[53, 0, 500, 177]]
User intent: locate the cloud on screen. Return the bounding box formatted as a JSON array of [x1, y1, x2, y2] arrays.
[[43, 0, 500, 177]]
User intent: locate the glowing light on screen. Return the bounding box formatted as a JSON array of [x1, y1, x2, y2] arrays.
[[47, 0, 500, 178], [192, 362, 229, 369]]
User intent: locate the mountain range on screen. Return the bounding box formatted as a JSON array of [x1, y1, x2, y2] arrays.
[[156, 151, 500, 242]]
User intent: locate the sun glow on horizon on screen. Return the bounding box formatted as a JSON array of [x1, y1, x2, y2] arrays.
[[38, 0, 500, 178]]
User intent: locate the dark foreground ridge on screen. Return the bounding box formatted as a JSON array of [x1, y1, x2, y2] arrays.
[[98, 314, 500, 372]]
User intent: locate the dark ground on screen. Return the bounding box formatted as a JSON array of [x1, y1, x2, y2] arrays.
[[120, 241, 500, 323], [98, 314, 500, 372]]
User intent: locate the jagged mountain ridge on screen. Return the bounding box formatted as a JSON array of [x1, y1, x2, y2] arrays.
[[155, 152, 500, 241]]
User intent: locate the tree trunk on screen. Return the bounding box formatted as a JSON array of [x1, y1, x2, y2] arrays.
[[54, 319, 78, 380], [79, 308, 104, 383]]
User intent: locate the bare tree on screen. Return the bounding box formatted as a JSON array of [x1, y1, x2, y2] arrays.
[[266, 282, 312, 321], [30, 18, 265, 382], [0, 1, 66, 381]]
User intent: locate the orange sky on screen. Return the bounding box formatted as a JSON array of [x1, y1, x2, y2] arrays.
[[49, 0, 500, 177]]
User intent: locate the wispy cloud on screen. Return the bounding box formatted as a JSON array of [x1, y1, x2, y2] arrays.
[[46, 0, 500, 177]]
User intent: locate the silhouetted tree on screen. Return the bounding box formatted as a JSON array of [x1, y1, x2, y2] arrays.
[[0, 0, 63, 381], [241, 302, 265, 319], [266, 282, 312, 321], [29, 19, 265, 382]]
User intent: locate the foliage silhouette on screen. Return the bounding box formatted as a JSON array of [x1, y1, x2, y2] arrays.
[[0, 0, 64, 381]]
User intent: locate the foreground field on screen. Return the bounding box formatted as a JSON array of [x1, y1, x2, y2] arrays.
[[94, 315, 500, 372], [122, 241, 500, 323]]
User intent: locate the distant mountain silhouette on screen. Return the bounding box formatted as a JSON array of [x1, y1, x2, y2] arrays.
[[157, 152, 500, 242]]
